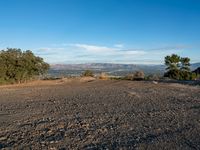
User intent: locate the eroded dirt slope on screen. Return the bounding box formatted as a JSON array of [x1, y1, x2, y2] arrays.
[[0, 80, 200, 149]]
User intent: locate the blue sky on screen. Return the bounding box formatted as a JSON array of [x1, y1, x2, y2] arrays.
[[0, 0, 200, 64]]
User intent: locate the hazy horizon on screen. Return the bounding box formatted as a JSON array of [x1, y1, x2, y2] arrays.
[[1, 0, 200, 64]]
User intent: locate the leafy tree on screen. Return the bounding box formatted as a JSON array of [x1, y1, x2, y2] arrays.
[[0, 48, 50, 84], [164, 69, 181, 80], [165, 54, 181, 71], [164, 54, 194, 80], [180, 57, 190, 72]]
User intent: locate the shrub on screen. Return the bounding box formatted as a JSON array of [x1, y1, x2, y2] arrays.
[[0, 48, 49, 84], [133, 71, 145, 80], [164, 69, 198, 80], [125, 71, 145, 81], [110, 77, 123, 80], [146, 74, 160, 81], [82, 70, 94, 77], [198, 74, 200, 79], [180, 71, 191, 80], [43, 77, 62, 80], [124, 74, 134, 80], [190, 73, 197, 80], [99, 72, 109, 80], [0, 78, 9, 85], [164, 69, 181, 80]]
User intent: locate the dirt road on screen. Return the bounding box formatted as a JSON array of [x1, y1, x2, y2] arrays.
[[0, 80, 200, 149]]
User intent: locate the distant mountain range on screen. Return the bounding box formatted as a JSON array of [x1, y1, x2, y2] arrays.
[[191, 63, 200, 70], [49, 63, 200, 77], [51, 62, 200, 70]]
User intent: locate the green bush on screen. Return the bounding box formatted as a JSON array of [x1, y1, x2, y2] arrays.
[[125, 71, 145, 81], [164, 70, 198, 80], [124, 74, 134, 80], [164, 69, 180, 80], [145, 74, 160, 81], [179, 71, 190, 80], [133, 71, 145, 80], [190, 73, 197, 80], [0, 78, 8, 85], [82, 70, 94, 77], [164, 54, 196, 80], [99, 72, 109, 80], [0, 48, 50, 84]]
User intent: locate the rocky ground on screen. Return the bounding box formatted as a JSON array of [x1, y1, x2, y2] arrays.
[[0, 79, 200, 149]]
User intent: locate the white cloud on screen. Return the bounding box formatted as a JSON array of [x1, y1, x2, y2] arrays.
[[33, 43, 191, 64], [37, 47, 65, 51], [70, 44, 147, 59], [114, 44, 124, 48], [71, 44, 115, 53], [121, 50, 147, 55]]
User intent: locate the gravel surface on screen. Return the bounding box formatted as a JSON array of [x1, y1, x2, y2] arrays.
[[0, 80, 200, 149]]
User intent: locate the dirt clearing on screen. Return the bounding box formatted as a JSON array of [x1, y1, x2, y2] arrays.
[[0, 80, 200, 149]]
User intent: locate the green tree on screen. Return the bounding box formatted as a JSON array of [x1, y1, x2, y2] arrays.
[[180, 57, 190, 72], [0, 48, 50, 84], [164, 54, 193, 80], [165, 54, 181, 71]]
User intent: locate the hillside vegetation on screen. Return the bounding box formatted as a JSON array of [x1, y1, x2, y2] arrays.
[[164, 54, 199, 80], [0, 48, 49, 84]]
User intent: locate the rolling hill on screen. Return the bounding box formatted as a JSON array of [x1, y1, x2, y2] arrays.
[[49, 63, 200, 77]]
